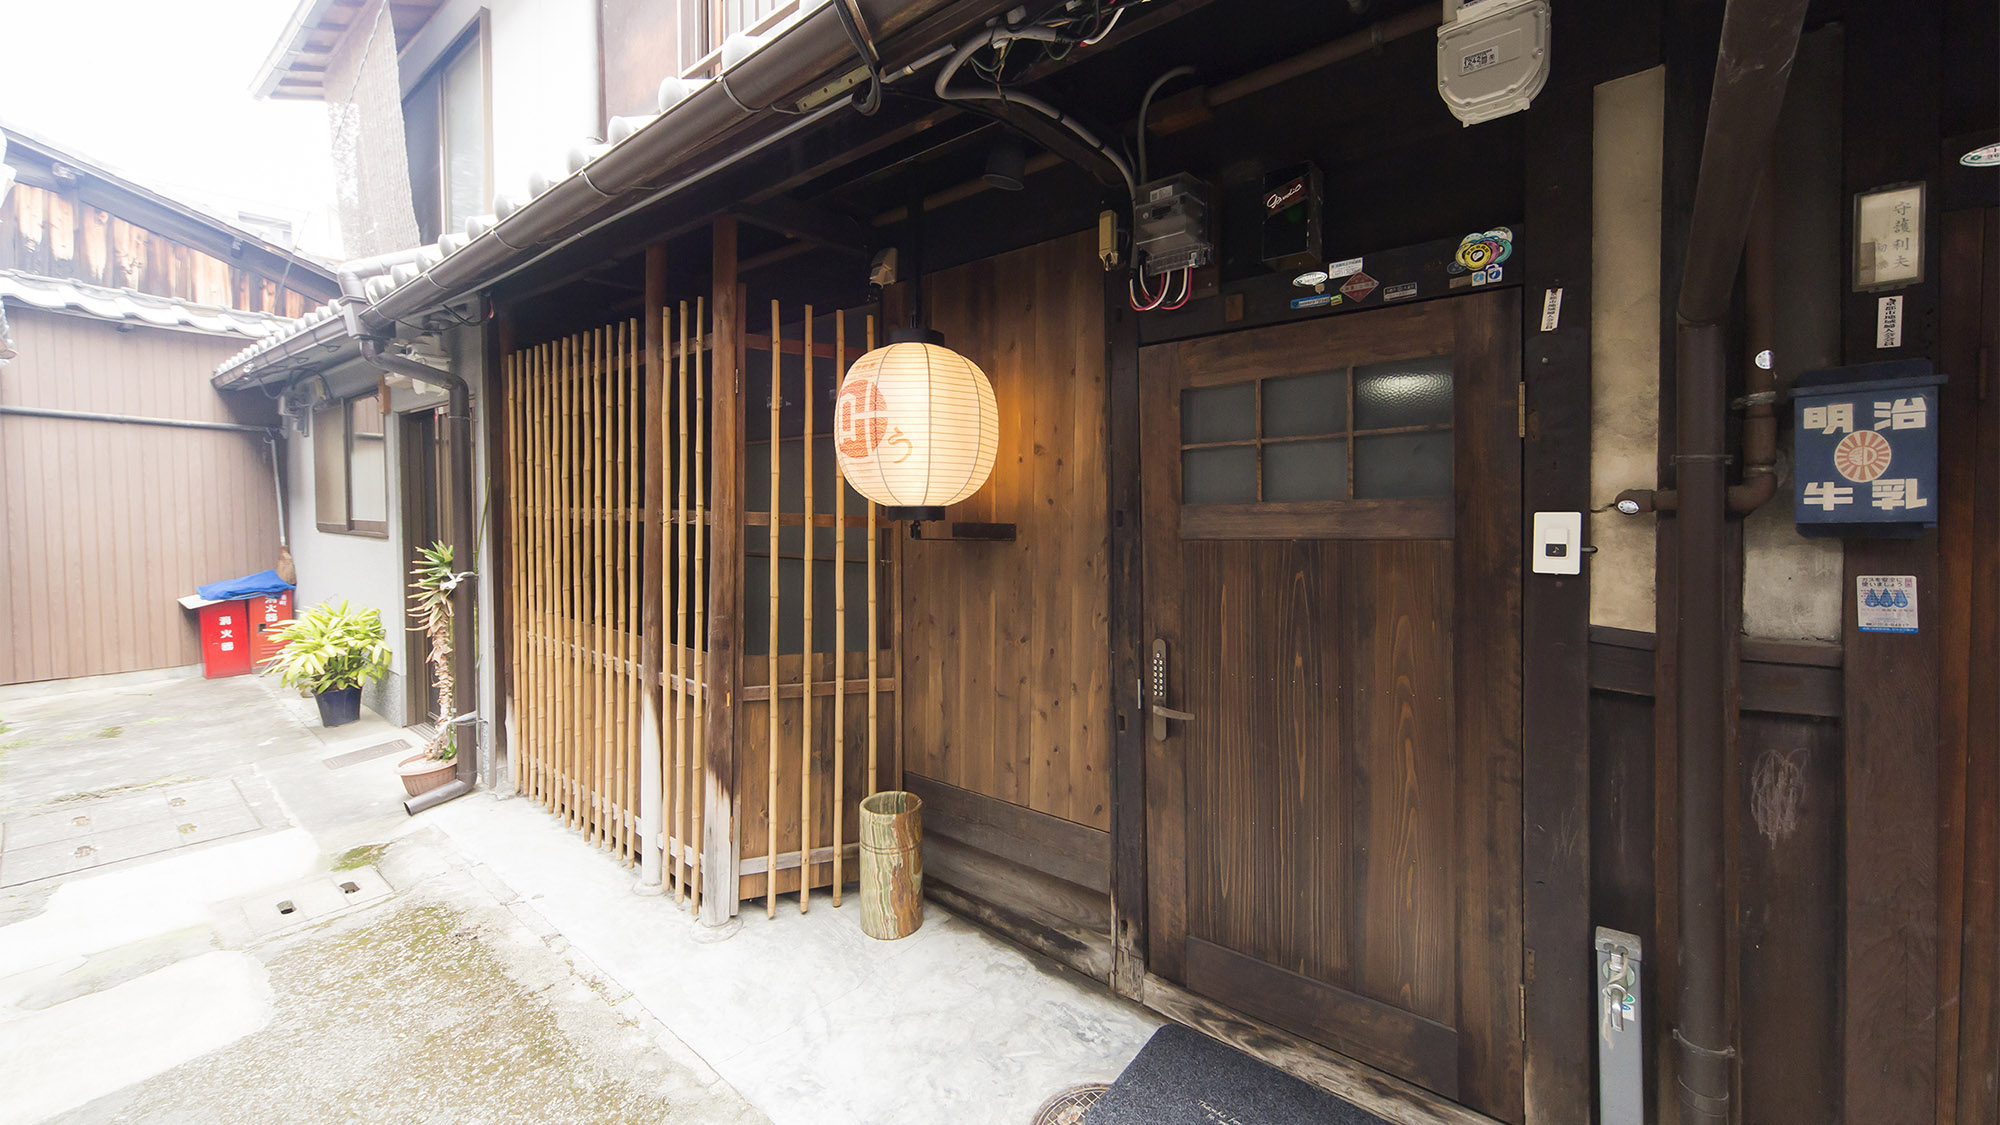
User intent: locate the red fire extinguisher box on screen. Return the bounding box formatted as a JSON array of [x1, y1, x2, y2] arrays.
[[248, 591, 293, 666], [196, 600, 253, 678]]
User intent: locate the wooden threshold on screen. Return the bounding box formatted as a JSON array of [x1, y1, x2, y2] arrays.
[[1183, 937, 1460, 1100], [1138, 974, 1505, 1125]]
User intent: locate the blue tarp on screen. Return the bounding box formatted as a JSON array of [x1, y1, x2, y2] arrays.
[[196, 569, 296, 601]]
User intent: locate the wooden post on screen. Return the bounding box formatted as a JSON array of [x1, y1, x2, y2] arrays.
[[671, 300, 688, 899], [641, 248, 668, 885], [800, 304, 814, 910], [700, 217, 742, 926], [623, 320, 641, 860]]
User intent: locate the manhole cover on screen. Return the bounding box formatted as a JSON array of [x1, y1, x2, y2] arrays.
[[1032, 1084, 1109, 1125]]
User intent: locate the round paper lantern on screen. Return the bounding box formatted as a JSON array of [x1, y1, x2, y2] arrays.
[[833, 338, 998, 509]]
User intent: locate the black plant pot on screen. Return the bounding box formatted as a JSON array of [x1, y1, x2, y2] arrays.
[[315, 686, 363, 727]]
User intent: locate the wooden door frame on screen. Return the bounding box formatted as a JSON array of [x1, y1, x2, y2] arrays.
[[399, 406, 449, 727], [1107, 289, 1540, 1124]]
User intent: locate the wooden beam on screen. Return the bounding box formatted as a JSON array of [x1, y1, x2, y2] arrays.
[[1103, 267, 1148, 999], [1518, 7, 1599, 1117], [737, 196, 871, 255], [700, 215, 743, 926], [903, 774, 1111, 894]]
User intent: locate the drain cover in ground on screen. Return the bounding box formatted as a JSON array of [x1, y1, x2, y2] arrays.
[[1033, 1084, 1108, 1125], [1084, 1025, 1390, 1124]]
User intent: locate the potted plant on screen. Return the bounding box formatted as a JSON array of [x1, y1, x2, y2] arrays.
[[263, 600, 392, 728], [399, 541, 461, 797]]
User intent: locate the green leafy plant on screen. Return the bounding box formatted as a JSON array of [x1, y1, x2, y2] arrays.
[[409, 541, 459, 762], [263, 601, 392, 695]]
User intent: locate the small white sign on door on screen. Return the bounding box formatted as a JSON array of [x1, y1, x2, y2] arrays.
[[1856, 574, 1918, 634]]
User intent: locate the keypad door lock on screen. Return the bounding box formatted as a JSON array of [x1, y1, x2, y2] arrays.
[[1149, 638, 1194, 742]]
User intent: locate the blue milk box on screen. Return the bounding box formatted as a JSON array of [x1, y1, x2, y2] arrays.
[[1790, 360, 1945, 538]]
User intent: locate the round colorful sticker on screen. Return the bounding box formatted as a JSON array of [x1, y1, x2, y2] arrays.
[[1453, 227, 1514, 273]]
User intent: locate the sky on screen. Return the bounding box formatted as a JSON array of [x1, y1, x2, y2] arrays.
[[0, 0, 344, 258]]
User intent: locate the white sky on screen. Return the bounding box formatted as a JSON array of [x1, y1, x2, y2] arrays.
[[0, 0, 344, 258]]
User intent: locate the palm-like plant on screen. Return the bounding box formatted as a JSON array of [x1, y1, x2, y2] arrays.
[[409, 541, 459, 762], [263, 601, 392, 695]]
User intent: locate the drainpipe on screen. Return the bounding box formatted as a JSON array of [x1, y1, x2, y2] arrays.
[[1614, 160, 1780, 517], [1661, 2, 1809, 1122], [358, 332, 481, 815]]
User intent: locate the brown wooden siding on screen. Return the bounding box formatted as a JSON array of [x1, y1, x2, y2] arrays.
[[900, 230, 1111, 833], [0, 308, 281, 683], [1, 182, 322, 317]]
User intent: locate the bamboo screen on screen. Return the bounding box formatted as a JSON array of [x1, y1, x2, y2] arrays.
[[503, 320, 646, 863], [734, 301, 896, 918]]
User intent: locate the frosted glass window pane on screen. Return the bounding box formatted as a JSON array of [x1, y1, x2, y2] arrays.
[[440, 43, 487, 236], [1264, 440, 1347, 501], [348, 397, 388, 523], [1182, 446, 1257, 505], [1263, 372, 1346, 437], [1354, 357, 1453, 429], [1182, 384, 1255, 444], [1355, 432, 1453, 499]]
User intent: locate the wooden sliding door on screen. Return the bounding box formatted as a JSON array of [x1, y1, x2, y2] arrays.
[[1140, 290, 1525, 1120]]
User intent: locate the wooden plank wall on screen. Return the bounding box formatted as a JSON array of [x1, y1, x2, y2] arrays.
[[503, 319, 646, 863], [901, 230, 1111, 831], [0, 309, 281, 682], [0, 182, 320, 317]]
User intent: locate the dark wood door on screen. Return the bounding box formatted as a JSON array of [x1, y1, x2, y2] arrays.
[[1141, 291, 1524, 1120], [402, 407, 455, 726]]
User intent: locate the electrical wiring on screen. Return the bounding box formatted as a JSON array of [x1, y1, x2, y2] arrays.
[[935, 25, 1137, 199], [1161, 267, 1193, 310]]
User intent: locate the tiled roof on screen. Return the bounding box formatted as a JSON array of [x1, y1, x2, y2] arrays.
[[0, 269, 300, 339]]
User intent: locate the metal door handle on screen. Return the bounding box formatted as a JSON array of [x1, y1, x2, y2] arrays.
[[1150, 703, 1195, 722], [1149, 637, 1192, 741]]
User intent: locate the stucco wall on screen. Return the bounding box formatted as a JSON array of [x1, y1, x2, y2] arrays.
[[284, 358, 411, 724], [1589, 67, 1665, 634]]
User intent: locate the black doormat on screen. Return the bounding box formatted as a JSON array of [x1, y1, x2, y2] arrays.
[[1085, 1025, 1392, 1125]]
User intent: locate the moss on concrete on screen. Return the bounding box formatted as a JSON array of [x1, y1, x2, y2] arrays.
[[331, 843, 389, 871]]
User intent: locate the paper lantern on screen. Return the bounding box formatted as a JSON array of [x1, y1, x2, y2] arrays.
[[834, 338, 998, 509]]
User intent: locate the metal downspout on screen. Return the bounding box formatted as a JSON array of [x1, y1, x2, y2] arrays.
[[1669, 1, 1809, 1121], [358, 334, 481, 815]]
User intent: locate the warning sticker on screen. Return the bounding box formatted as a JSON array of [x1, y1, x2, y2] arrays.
[[1339, 271, 1378, 302], [1856, 575, 1918, 633], [1383, 282, 1419, 302]]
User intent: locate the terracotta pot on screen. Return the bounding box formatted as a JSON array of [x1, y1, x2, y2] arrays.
[[397, 753, 457, 797]]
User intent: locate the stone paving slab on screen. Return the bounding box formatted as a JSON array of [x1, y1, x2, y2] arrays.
[[0, 779, 278, 888]]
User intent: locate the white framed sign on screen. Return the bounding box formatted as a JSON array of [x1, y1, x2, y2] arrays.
[[1854, 182, 1925, 292]]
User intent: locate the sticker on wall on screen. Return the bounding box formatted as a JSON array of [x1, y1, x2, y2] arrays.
[[1383, 282, 1419, 301], [1339, 271, 1378, 302], [1856, 575, 1918, 633], [1877, 295, 1904, 348], [1540, 287, 1564, 331], [1326, 256, 1365, 279], [1290, 292, 1339, 310], [1449, 227, 1514, 275]]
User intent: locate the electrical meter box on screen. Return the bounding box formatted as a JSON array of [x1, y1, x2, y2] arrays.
[[1132, 174, 1213, 278], [1437, 0, 1551, 126]]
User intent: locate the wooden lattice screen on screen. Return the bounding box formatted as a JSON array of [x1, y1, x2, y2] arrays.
[[503, 320, 645, 861], [503, 291, 897, 921]]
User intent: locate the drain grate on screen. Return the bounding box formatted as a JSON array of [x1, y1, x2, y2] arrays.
[[322, 740, 416, 770], [1032, 1084, 1110, 1125]]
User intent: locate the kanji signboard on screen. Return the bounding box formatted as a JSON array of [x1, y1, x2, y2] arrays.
[[1792, 361, 1944, 537]]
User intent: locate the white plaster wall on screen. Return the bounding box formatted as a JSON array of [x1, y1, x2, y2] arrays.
[[486, 0, 602, 206], [283, 358, 409, 722], [1589, 67, 1665, 633]]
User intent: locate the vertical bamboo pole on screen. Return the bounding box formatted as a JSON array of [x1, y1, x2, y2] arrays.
[[505, 352, 523, 794], [531, 344, 546, 807], [674, 302, 690, 899], [585, 329, 601, 845], [553, 337, 568, 822], [800, 305, 815, 910], [865, 313, 879, 801], [538, 341, 555, 812], [568, 332, 584, 832], [620, 320, 636, 860], [766, 297, 781, 918], [832, 311, 847, 907], [691, 293, 708, 915], [596, 326, 612, 850]]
